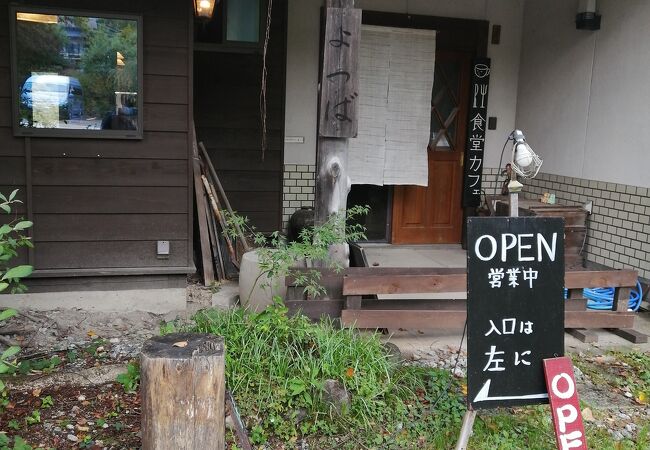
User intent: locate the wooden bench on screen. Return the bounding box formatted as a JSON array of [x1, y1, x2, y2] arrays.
[[333, 267, 646, 343]]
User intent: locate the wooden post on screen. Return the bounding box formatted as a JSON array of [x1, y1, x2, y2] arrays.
[[455, 409, 476, 450], [141, 333, 225, 450], [315, 0, 361, 266]]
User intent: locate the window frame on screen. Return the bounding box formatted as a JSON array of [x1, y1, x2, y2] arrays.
[[9, 5, 144, 139], [194, 0, 265, 54]]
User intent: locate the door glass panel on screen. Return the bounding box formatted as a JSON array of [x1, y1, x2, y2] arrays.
[[438, 61, 460, 99], [430, 58, 462, 152]]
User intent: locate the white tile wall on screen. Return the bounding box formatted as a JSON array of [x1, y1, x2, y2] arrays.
[[282, 164, 315, 229], [482, 168, 650, 279]]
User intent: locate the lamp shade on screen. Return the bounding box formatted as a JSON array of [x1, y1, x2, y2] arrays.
[[194, 0, 216, 20]]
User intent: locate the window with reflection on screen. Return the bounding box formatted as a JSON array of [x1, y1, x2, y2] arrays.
[[11, 8, 142, 138]]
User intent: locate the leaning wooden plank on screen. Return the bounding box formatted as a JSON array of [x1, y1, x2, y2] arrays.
[[192, 130, 215, 285], [202, 175, 239, 269], [341, 310, 466, 330], [199, 142, 251, 253], [606, 328, 648, 344], [205, 204, 225, 281]]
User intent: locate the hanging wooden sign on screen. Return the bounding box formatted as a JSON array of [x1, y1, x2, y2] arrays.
[[462, 58, 491, 207], [318, 6, 361, 138], [467, 216, 565, 409]]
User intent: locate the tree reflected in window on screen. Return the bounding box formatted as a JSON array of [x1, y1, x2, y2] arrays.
[[12, 9, 141, 138]]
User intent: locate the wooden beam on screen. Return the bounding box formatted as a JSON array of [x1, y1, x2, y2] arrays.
[[565, 311, 635, 329], [339, 269, 638, 295], [318, 6, 360, 137], [606, 328, 648, 344], [566, 328, 599, 343], [315, 1, 361, 267], [362, 298, 466, 310], [341, 310, 466, 329], [565, 270, 637, 289], [613, 287, 633, 312], [341, 310, 636, 331], [286, 299, 344, 320], [343, 273, 466, 295]]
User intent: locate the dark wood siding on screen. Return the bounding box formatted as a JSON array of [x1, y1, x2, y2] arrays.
[[194, 0, 286, 233], [0, 0, 193, 275]]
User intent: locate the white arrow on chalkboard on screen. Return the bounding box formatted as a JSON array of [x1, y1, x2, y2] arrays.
[[473, 379, 549, 403]]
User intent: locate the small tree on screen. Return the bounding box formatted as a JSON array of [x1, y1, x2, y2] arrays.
[[0, 190, 33, 294], [224, 205, 369, 303]]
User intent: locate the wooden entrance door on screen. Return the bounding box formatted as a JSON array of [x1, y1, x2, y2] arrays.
[[391, 51, 471, 244]]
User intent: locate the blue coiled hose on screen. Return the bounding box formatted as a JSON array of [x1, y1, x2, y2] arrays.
[[583, 281, 643, 312]]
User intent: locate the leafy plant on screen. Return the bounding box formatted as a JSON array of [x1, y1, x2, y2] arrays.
[[40, 395, 54, 409], [16, 355, 61, 375], [0, 345, 20, 376], [0, 190, 33, 295], [0, 434, 33, 450], [224, 205, 369, 303], [25, 410, 40, 426], [116, 361, 140, 393]]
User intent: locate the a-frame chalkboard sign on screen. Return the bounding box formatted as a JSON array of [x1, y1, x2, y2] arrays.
[[467, 216, 565, 409], [456, 216, 565, 449]]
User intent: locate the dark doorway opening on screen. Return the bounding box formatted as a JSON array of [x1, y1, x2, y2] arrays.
[[347, 184, 392, 242]]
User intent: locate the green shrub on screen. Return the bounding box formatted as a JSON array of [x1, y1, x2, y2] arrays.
[[169, 299, 463, 445], [0, 190, 33, 294]]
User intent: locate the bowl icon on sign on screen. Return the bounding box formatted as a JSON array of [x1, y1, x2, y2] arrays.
[[475, 64, 490, 79]]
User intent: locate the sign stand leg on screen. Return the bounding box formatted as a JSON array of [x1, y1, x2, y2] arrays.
[[455, 408, 477, 450]]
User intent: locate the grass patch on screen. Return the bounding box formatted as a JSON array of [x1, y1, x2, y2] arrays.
[[165, 302, 649, 448], [167, 299, 466, 447]]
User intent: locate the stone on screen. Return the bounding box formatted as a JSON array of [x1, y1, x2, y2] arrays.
[[225, 414, 234, 431], [67, 435, 78, 442], [322, 379, 350, 415], [581, 407, 595, 422]]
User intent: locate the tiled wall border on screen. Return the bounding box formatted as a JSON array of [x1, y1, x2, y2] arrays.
[[482, 168, 650, 279]]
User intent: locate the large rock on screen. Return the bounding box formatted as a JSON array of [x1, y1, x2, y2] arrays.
[[322, 379, 350, 415]]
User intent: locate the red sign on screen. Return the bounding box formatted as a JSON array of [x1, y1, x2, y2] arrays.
[[543, 357, 587, 450]]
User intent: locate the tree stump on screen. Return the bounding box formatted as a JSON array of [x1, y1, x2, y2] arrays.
[[140, 333, 225, 450]]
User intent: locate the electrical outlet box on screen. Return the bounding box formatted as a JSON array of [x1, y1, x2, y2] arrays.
[[157, 240, 170, 257]]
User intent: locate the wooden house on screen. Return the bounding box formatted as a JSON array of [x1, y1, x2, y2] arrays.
[[0, 0, 648, 311]]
